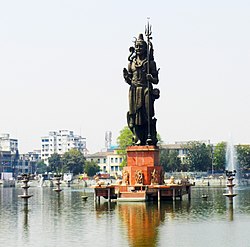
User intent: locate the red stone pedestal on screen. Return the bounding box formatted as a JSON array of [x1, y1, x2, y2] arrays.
[[122, 145, 164, 186], [93, 146, 192, 201]]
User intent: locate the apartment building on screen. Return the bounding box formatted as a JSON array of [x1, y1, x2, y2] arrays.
[[86, 149, 123, 176], [41, 130, 86, 164], [0, 134, 18, 154], [0, 134, 19, 179]]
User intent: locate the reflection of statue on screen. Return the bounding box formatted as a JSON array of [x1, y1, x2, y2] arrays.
[[135, 170, 144, 184], [123, 27, 160, 146], [118, 203, 163, 246], [151, 169, 158, 185], [122, 170, 129, 185]]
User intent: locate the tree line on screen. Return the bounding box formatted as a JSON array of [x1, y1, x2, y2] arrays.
[[36, 149, 100, 176], [37, 126, 250, 176], [117, 126, 250, 173], [162, 142, 250, 172]]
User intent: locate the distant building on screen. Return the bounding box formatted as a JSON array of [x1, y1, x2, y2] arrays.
[[86, 149, 123, 176], [41, 130, 86, 164], [0, 151, 13, 175], [161, 143, 189, 164], [162, 140, 212, 164], [105, 131, 112, 150], [16, 154, 34, 175], [0, 134, 19, 179], [0, 133, 18, 154], [27, 150, 41, 162]]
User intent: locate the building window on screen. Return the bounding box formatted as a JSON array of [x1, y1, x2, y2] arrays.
[[119, 158, 122, 163], [115, 158, 118, 163], [111, 158, 114, 163], [103, 158, 106, 163], [97, 159, 100, 164]]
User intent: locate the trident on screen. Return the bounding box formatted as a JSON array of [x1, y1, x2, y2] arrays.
[[145, 18, 152, 145]]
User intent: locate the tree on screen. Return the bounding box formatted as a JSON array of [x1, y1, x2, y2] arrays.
[[48, 153, 62, 174], [36, 160, 48, 174], [236, 145, 250, 171], [160, 149, 181, 172], [117, 126, 164, 167], [84, 160, 100, 177], [117, 126, 133, 150], [157, 133, 164, 147], [116, 126, 133, 167], [61, 149, 85, 175], [185, 141, 212, 171], [213, 142, 226, 171]]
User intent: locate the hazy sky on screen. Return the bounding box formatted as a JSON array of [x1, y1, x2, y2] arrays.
[[1, 0, 250, 153]]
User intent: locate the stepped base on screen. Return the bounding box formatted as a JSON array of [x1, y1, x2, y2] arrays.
[[54, 189, 62, 192], [117, 191, 146, 202], [18, 195, 33, 199], [223, 193, 237, 197]]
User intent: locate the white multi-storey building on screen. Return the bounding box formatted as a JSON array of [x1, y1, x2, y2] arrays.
[[85, 149, 123, 176], [0, 133, 18, 154], [41, 130, 86, 164]]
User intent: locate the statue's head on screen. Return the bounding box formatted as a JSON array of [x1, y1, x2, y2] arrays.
[[135, 34, 147, 56]]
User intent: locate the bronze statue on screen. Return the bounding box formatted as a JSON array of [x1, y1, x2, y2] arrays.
[[123, 24, 160, 146]]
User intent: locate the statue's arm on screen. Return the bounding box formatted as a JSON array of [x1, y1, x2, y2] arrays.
[[123, 63, 132, 85], [147, 61, 159, 85]]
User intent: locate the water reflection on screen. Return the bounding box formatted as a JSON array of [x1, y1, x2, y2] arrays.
[[95, 201, 116, 212], [1, 186, 250, 247], [118, 202, 162, 247], [22, 205, 29, 241], [228, 203, 234, 221]]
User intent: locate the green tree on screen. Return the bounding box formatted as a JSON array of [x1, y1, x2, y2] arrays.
[[62, 149, 85, 175], [157, 133, 164, 147], [116, 126, 133, 167], [160, 149, 181, 172], [84, 160, 100, 177], [236, 145, 250, 170], [213, 142, 226, 171], [117, 126, 133, 150], [185, 141, 212, 171], [48, 153, 62, 174], [117, 126, 164, 167], [36, 160, 48, 174]]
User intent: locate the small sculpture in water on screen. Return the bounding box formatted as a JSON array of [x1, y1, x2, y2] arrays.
[[223, 170, 237, 203], [123, 22, 160, 146], [53, 174, 62, 193], [18, 174, 33, 204]]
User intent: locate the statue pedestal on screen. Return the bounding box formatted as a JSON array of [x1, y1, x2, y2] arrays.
[[93, 145, 192, 202], [123, 145, 164, 186]]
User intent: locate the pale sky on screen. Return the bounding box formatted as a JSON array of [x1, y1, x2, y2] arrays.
[[1, 0, 250, 154]]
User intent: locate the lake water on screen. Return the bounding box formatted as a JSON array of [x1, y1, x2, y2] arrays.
[[1, 185, 250, 247]]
